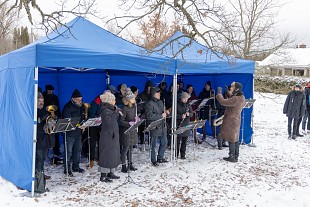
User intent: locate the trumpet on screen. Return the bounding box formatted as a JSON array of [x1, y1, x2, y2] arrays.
[[83, 103, 91, 119], [44, 105, 58, 134], [213, 115, 224, 126]]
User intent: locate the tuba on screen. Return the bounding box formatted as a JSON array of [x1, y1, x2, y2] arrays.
[[213, 115, 224, 126], [83, 103, 91, 119], [44, 105, 58, 134]]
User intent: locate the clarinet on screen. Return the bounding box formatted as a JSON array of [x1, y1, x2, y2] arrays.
[[178, 104, 189, 128]]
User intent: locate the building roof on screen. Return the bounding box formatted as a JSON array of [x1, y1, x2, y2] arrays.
[[259, 48, 310, 68]]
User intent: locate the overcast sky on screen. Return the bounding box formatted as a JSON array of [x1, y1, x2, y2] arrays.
[[34, 0, 310, 47]]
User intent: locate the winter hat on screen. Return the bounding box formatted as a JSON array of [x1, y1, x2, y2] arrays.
[[295, 84, 302, 89], [38, 92, 44, 99], [151, 87, 161, 96], [180, 92, 190, 99], [125, 88, 135, 100], [45, 84, 54, 91], [234, 82, 243, 91], [100, 91, 116, 103], [71, 89, 82, 98], [206, 81, 211, 87], [145, 80, 155, 88], [130, 86, 138, 94], [107, 84, 116, 92]]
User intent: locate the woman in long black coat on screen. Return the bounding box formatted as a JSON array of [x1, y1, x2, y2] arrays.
[[98, 91, 121, 182], [119, 89, 139, 173]]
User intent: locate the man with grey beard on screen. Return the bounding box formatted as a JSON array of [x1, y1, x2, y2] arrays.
[[62, 89, 85, 176]]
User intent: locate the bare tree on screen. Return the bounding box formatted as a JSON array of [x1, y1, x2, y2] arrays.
[[2, 0, 102, 34], [110, 0, 293, 60], [215, 0, 293, 60], [0, 0, 20, 54], [109, 0, 226, 58]]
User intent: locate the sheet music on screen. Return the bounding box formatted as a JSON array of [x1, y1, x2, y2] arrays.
[[81, 117, 102, 127]]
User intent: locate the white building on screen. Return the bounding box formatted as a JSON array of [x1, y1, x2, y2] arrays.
[[258, 44, 310, 77]]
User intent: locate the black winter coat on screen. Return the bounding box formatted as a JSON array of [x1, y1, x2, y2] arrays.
[[119, 105, 139, 146], [98, 103, 121, 169], [283, 90, 306, 118], [37, 108, 50, 149], [304, 87, 310, 111], [145, 97, 167, 137], [62, 100, 84, 138], [176, 102, 193, 137]]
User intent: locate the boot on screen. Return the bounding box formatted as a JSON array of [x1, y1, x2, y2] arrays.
[[235, 142, 239, 162], [89, 160, 94, 169], [129, 163, 137, 171], [121, 164, 128, 173], [223, 142, 237, 163], [107, 172, 120, 179], [100, 173, 112, 182]]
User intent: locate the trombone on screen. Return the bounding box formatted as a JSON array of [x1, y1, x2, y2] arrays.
[[44, 105, 58, 134]]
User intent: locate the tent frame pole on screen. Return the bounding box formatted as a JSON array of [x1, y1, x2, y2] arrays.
[[31, 66, 39, 197], [170, 63, 178, 162]]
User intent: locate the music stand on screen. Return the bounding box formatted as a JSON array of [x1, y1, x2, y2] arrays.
[[52, 117, 80, 177], [189, 99, 198, 107], [143, 117, 165, 160], [187, 120, 207, 159], [115, 119, 146, 189], [80, 117, 102, 168], [240, 99, 256, 146]]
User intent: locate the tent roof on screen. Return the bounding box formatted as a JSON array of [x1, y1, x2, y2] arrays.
[[154, 31, 254, 74], [0, 16, 175, 74], [259, 48, 310, 68]]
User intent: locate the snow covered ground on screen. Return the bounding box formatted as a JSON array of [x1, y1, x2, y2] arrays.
[[1, 92, 310, 207]]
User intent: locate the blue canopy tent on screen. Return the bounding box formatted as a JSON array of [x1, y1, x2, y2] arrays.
[[154, 32, 255, 146], [0, 16, 175, 195]]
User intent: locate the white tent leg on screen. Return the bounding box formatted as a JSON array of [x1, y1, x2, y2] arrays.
[[170, 73, 178, 162], [31, 67, 39, 197]]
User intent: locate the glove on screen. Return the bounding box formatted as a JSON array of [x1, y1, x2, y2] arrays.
[[135, 116, 141, 122], [129, 121, 135, 126], [217, 87, 222, 94]]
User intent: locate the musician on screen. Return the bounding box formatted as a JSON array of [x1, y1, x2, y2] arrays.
[[198, 81, 214, 141], [119, 89, 139, 173], [145, 87, 170, 166], [98, 91, 121, 182], [36, 92, 51, 185], [216, 82, 245, 162], [88, 93, 103, 169], [43, 84, 61, 157], [115, 84, 127, 108], [176, 92, 193, 159], [130, 85, 142, 103], [62, 89, 85, 176]]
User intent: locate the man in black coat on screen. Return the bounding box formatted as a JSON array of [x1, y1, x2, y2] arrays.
[[283, 84, 306, 139], [62, 89, 85, 176], [145, 87, 170, 166], [301, 82, 310, 134], [176, 92, 193, 159]]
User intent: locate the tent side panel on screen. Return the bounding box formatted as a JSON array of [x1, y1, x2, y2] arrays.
[[0, 67, 35, 191]]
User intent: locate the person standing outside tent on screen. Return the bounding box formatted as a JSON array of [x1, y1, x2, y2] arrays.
[[283, 84, 306, 140], [216, 82, 245, 163], [301, 81, 310, 135]]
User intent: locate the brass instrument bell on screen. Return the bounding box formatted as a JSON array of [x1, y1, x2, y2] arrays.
[[83, 103, 91, 119], [46, 105, 58, 112]]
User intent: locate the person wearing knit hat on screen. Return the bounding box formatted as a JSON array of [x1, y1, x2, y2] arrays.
[[61, 89, 85, 176], [98, 90, 121, 182], [139, 80, 155, 102], [36, 91, 51, 191], [145, 85, 170, 166], [119, 88, 140, 173], [176, 92, 193, 159], [107, 84, 116, 94]]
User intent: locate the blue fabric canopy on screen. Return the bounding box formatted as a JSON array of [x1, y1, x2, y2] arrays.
[[0, 16, 175, 192], [154, 32, 255, 144]]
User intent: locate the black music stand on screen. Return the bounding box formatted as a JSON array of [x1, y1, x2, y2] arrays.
[[80, 117, 102, 168], [143, 117, 165, 159], [187, 120, 207, 159], [240, 99, 256, 146], [194, 99, 210, 141], [115, 119, 146, 189], [52, 117, 80, 177]]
